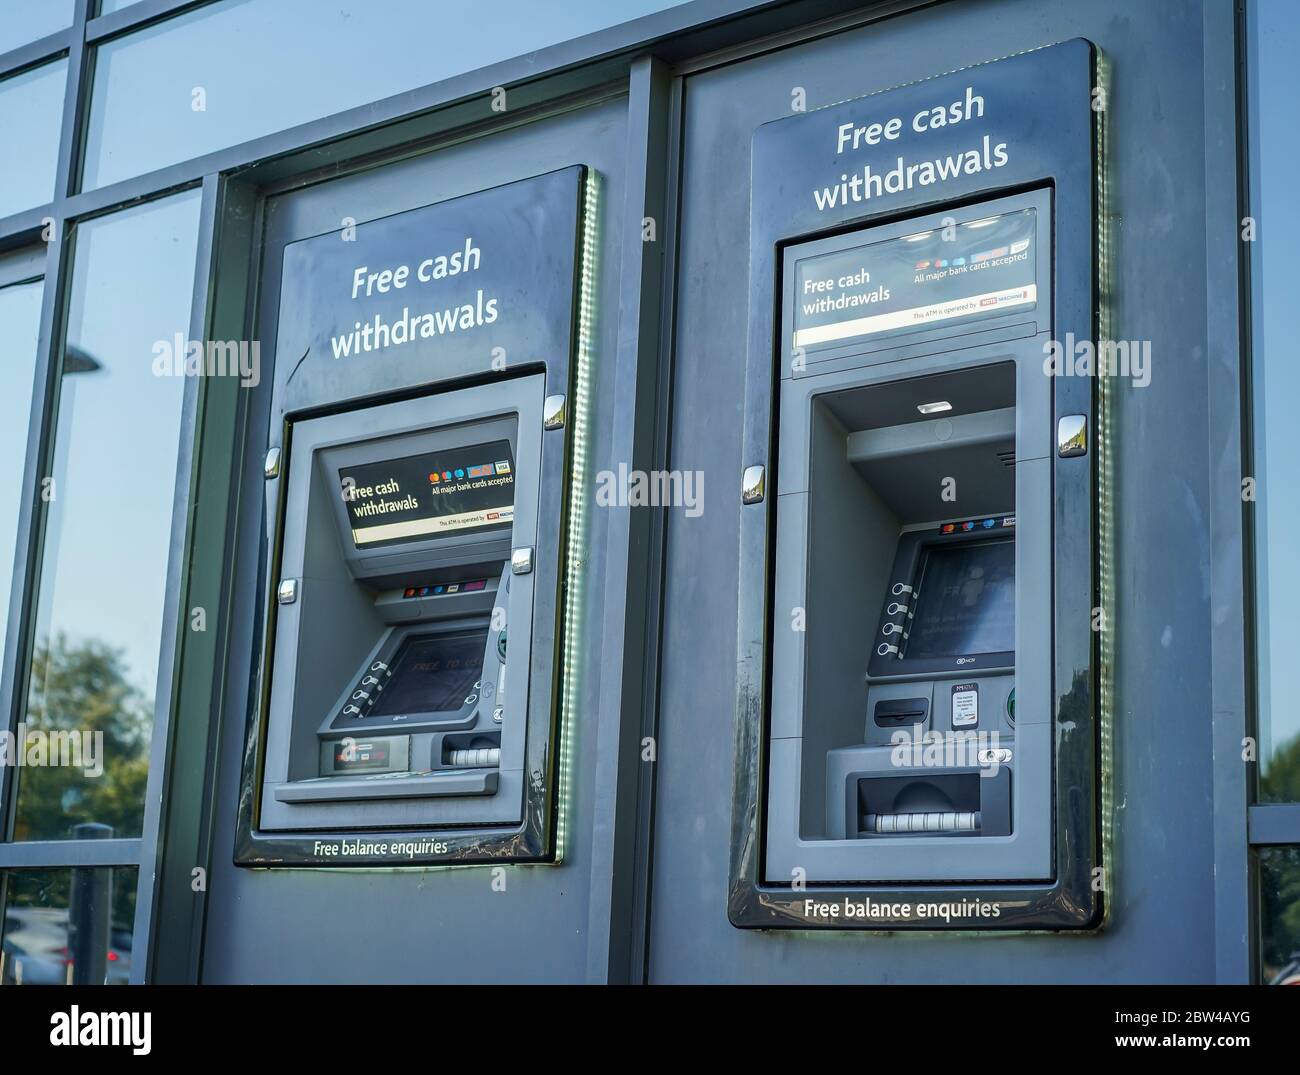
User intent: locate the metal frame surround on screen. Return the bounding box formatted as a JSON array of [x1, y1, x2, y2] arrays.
[[0, 0, 1274, 982]]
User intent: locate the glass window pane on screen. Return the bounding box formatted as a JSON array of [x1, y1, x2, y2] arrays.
[[1249, 0, 1300, 802], [83, 0, 688, 189], [0, 0, 75, 55], [0, 59, 67, 218], [96, 0, 137, 14], [0, 274, 44, 663], [1, 867, 137, 985], [1259, 847, 1300, 985], [13, 190, 201, 842]]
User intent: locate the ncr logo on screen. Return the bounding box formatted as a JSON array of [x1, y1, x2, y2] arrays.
[[49, 1007, 151, 1055]]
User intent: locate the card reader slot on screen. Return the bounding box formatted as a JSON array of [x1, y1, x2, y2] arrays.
[[873, 697, 929, 727]]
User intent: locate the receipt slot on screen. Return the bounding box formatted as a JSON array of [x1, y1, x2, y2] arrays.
[[729, 43, 1104, 930]]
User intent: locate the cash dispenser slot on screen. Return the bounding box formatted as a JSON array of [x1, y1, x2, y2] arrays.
[[859, 772, 981, 834], [853, 768, 1011, 837], [276, 770, 497, 804]]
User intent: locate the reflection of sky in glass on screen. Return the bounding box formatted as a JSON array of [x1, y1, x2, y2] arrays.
[[0, 0, 74, 55], [0, 59, 66, 219], [27, 191, 201, 702], [1251, 1, 1300, 792], [0, 277, 43, 665], [83, 0, 688, 188]]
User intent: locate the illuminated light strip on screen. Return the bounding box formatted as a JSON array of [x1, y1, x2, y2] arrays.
[[1094, 50, 1116, 923], [554, 170, 600, 863], [792, 284, 1036, 348]]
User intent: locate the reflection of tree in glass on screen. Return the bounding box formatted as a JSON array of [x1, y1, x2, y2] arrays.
[[1260, 848, 1300, 983], [15, 634, 152, 843], [1261, 732, 1300, 803]]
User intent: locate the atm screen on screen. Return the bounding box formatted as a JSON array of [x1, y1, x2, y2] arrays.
[[368, 630, 488, 716], [340, 439, 515, 547], [905, 539, 1015, 659]]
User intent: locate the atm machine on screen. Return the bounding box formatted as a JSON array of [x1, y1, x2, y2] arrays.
[[728, 42, 1104, 930], [233, 167, 586, 868], [764, 194, 1052, 889], [257, 382, 539, 829]]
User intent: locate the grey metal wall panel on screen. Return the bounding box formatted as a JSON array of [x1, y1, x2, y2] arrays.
[[649, 0, 1222, 982], [200, 98, 627, 983]]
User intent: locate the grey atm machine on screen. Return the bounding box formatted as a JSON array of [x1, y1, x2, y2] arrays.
[[258, 381, 540, 830], [767, 194, 1049, 886], [729, 43, 1104, 931]]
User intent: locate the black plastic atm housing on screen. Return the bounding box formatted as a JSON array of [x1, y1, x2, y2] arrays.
[[728, 42, 1102, 931], [233, 166, 587, 868]]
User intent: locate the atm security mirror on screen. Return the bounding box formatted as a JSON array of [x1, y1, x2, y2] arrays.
[[257, 377, 542, 834]]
